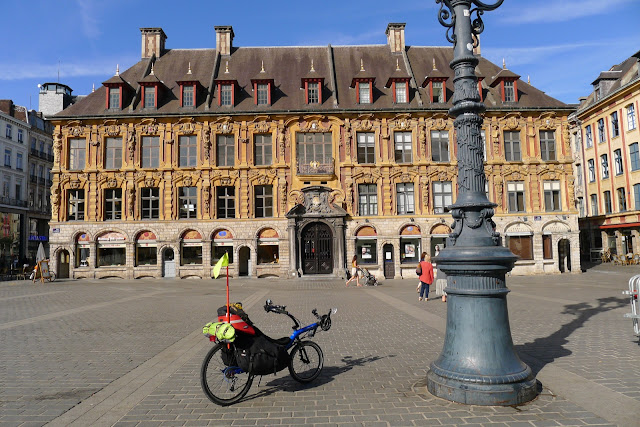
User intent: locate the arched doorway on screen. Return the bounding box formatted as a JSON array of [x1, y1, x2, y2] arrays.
[[238, 247, 250, 276], [302, 222, 333, 274], [162, 248, 176, 278], [57, 250, 70, 279], [558, 239, 571, 273]]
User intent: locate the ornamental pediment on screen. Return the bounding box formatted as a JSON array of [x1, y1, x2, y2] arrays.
[[248, 168, 277, 184]]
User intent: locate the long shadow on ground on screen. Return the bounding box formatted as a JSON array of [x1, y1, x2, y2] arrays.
[[239, 354, 392, 403], [516, 296, 629, 375]]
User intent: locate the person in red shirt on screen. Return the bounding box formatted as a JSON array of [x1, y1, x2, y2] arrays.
[[417, 252, 434, 301]]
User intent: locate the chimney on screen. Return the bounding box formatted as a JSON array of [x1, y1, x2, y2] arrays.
[[215, 26, 235, 56], [140, 28, 167, 59], [386, 23, 406, 54]]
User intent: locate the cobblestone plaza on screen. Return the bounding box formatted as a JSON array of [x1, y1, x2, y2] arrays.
[[1, 264, 639, 426]]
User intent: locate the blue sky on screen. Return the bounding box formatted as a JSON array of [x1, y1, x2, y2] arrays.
[[1, 0, 639, 110]]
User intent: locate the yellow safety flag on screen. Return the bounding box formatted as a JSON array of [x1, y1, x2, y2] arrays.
[[212, 252, 229, 279]]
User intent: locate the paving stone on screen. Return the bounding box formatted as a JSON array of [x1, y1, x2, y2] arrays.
[[1, 265, 639, 426]]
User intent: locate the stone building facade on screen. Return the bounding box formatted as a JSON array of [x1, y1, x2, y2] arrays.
[[48, 24, 579, 280], [572, 50, 640, 261]]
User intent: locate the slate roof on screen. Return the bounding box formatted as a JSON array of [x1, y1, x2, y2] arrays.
[[56, 39, 570, 119], [578, 52, 640, 113]]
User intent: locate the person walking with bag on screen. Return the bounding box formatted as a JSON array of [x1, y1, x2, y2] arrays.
[[433, 245, 447, 302], [416, 252, 434, 301], [346, 255, 361, 287]]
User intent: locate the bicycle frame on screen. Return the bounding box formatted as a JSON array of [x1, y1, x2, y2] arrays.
[[287, 323, 319, 349]]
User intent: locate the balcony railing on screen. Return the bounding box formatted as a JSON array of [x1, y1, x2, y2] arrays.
[[0, 197, 28, 208], [30, 175, 37, 183], [296, 158, 335, 176], [30, 148, 39, 156], [38, 177, 46, 185]]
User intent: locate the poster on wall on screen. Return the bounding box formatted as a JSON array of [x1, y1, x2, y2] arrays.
[[361, 245, 372, 259], [405, 244, 415, 258]]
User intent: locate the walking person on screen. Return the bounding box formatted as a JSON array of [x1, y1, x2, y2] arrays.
[[433, 245, 447, 302], [416, 252, 434, 301], [346, 255, 361, 287]]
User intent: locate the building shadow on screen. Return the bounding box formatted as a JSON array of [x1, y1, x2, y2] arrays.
[[515, 296, 628, 375], [240, 354, 392, 402]]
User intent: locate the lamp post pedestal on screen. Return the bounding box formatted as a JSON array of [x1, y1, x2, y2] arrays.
[[427, 0, 537, 406]]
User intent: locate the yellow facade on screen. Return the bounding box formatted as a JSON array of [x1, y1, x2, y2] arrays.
[[575, 52, 640, 260]]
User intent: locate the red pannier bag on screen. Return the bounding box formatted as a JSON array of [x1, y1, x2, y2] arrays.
[[217, 304, 256, 335]]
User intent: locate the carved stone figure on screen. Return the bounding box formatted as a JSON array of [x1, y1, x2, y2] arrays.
[[127, 132, 136, 161]]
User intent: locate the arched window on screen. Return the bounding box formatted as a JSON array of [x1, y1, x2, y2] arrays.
[[257, 228, 279, 264], [505, 223, 534, 261], [96, 231, 126, 267], [181, 230, 202, 265], [400, 225, 421, 264], [136, 231, 157, 266], [355, 226, 377, 265], [212, 229, 233, 265], [75, 233, 90, 267]]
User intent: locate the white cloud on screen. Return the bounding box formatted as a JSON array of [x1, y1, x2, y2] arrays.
[[0, 57, 139, 81], [482, 41, 613, 67], [500, 0, 636, 24], [76, 0, 101, 38]]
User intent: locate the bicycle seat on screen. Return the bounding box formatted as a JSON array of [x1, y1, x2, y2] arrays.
[[266, 336, 291, 346], [251, 327, 290, 346]]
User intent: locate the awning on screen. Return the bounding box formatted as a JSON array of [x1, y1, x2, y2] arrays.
[[599, 222, 640, 229]]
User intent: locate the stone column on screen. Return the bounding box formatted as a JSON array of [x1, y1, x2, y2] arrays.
[[335, 220, 346, 279]]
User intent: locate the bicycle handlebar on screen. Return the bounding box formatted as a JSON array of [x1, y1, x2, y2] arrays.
[[264, 299, 336, 332]]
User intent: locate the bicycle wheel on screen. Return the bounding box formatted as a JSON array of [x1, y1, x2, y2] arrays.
[[201, 342, 254, 406], [49, 272, 56, 282], [288, 341, 323, 383]]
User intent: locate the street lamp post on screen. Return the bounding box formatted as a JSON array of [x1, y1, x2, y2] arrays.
[[427, 0, 538, 405]]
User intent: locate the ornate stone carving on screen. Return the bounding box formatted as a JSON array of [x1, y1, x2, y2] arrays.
[[278, 179, 287, 213], [53, 132, 62, 164], [127, 131, 136, 161], [128, 187, 135, 217], [299, 118, 330, 133], [203, 186, 211, 214], [144, 177, 155, 187], [70, 180, 81, 189], [253, 120, 271, 134], [202, 127, 211, 160], [51, 187, 60, 218], [277, 125, 286, 159], [213, 117, 233, 133], [107, 177, 118, 188], [343, 120, 352, 158], [248, 168, 277, 184]]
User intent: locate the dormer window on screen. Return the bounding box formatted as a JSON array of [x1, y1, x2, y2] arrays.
[[301, 60, 324, 105], [177, 63, 199, 108], [257, 83, 269, 105], [359, 82, 371, 104], [138, 64, 163, 110], [302, 79, 324, 105], [308, 82, 319, 103], [395, 81, 407, 103], [504, 81, 515, 102], [109, 88, 120, 109], [432, 81, 444, 103], [489, 62, 520, 103], [182, 85, 194, 107], [351, 60, 375, 105], [386, 60, 411, 104], [143, 86, 156, 108], [421, 59, 449, 104], [250, 79, 273, 106], [220, 84, 232, 105]]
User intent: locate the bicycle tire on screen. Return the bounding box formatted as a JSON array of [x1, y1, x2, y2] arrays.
[[201, 342, 254, 406], [49, 272, 56, 282], [288, 341, 323, 383]]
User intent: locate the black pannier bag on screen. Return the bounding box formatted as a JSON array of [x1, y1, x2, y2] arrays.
[[234, 335, 290, 375]]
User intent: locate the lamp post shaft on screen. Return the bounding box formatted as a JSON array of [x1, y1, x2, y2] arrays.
[[427, 0, 538, 406]]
